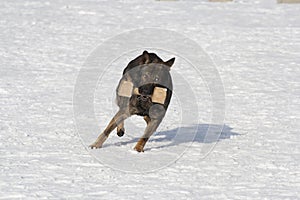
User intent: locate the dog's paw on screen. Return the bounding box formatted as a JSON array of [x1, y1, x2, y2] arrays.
[[117, 129, 125, 137], [134, 145, 144, 153], [89, 134, 108, 149], [89, 143, 102, 149]]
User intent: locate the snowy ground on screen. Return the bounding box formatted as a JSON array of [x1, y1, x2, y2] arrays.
[[0, 0, 300, 199]]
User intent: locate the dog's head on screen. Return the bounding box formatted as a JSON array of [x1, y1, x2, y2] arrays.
[[117, 51, 175, 110], [128, 51, 175, 96], [137, 63, 172, 96]]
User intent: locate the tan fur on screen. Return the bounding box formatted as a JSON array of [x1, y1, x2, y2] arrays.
[[144, 116, 151, 124], [90, 110, 129, 148], [134, 138, 148, 152]]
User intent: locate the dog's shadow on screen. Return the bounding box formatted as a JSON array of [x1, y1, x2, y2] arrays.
[[108, 124, 239, 151]]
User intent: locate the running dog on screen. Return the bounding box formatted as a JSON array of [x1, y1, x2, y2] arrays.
[[90, 51, 175, 152]]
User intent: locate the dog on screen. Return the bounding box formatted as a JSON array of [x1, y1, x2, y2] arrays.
[[90, 51, 175, 152]]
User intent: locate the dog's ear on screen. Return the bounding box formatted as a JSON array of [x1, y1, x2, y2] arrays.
[[141, 50, 150, 64], [164, 57, 175, 68]]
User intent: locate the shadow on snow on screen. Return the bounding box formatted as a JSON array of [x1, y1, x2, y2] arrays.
[[105, 124, 239, 150]]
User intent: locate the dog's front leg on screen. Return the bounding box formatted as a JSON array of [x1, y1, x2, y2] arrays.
[[90, 110, 129, 149], [134, 119, 162, 152]]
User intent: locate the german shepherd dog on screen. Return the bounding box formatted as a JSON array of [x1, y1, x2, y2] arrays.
[[90, 51, 175, 152]]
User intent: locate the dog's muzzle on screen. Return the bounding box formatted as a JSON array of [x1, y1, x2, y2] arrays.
[[137, 95, 151, 102]]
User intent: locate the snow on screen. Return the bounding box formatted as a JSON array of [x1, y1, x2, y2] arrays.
[[0, 0, 299, 199]]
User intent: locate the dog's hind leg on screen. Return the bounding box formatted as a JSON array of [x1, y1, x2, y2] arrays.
[[90, 110, 129, 149], [117, 122, 125, 137]]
